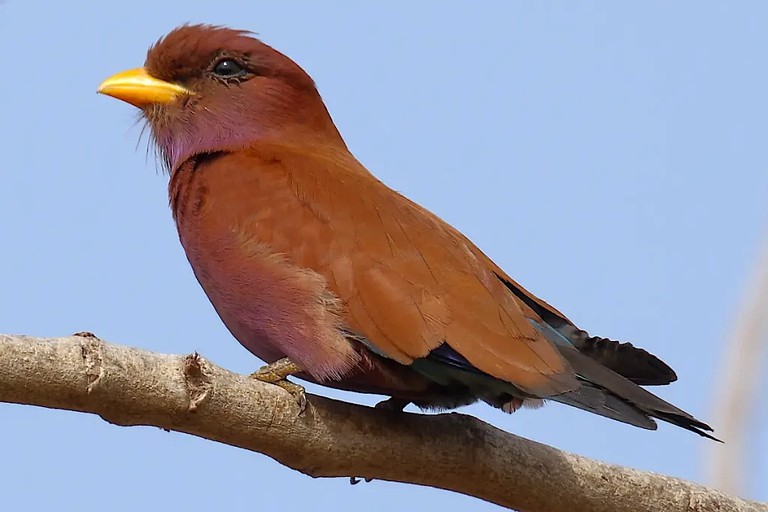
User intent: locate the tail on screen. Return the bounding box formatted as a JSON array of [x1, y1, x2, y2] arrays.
[[532, 320, 719, 441]]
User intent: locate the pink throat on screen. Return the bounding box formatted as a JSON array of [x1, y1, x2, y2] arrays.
[[151, 107, 266, 171]]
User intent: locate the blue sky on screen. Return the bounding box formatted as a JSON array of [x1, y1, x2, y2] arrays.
[[1, 1, 766, 510]]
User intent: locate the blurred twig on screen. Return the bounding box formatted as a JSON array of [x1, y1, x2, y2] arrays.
[[706, 233, 768, 494]]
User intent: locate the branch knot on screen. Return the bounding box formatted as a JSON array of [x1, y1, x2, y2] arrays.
[[77, 332, 104, 393], [183, 352, 213, 412]]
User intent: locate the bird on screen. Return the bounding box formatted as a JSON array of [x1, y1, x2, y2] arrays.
[[98, 24, 716, 440]]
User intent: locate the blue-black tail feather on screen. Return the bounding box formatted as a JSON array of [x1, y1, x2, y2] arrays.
[[531, 320, 718, 441], [412, 324, 718, 440]]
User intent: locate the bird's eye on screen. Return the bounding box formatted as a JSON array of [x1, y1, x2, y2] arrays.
[[212, 59, 247, 79]]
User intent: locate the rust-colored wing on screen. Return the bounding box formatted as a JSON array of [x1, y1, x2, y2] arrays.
[[219, 143, 579, 397]]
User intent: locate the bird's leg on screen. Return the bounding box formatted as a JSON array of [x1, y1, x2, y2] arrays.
[[251, 358, 307, 413], [374, 397, 410, 412]]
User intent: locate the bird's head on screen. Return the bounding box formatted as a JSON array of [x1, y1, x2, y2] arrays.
[[98, 24, 343, 171]]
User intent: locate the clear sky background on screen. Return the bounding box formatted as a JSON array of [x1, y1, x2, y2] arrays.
[[1, 2, 766, 510]]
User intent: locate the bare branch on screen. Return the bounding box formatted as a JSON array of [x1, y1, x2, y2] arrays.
[[0, 333, 764, 512]]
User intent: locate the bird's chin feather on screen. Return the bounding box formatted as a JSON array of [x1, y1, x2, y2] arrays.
[[149, 131, 173, 174], [131, 114, 170, 175], [141, 105, 181, 174]]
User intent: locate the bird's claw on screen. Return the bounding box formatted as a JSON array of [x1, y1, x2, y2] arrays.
[[349, 477, 373, 485], [274, 380, 307, 414], [250, 358, 307, 414], [374, 397, 409, 412]]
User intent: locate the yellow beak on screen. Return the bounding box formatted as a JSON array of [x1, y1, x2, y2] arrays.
[[97, 68, 191, 107]]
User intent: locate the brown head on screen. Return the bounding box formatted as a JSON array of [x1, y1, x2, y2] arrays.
[[98, 24, 344, 171]]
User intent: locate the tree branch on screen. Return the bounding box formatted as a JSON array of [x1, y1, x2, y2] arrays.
[[0, 333, 764, 512]]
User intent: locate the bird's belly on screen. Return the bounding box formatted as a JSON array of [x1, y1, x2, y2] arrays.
[[176, 219, 361, 380], [184, 240, 291, 365]]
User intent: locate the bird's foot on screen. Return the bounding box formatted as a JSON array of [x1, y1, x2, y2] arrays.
[[374, 397, 410, 412], [349, 477, 373, 485], [251, 358, 307, 413]]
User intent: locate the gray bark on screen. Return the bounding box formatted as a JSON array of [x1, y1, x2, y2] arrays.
[[0, 333, 764, 512]]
